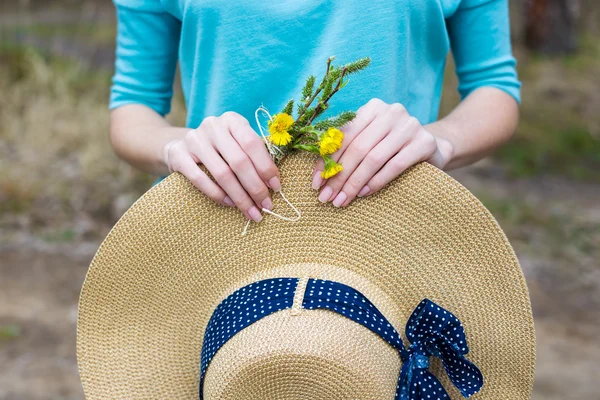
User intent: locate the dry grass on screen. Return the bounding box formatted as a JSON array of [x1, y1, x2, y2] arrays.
[[440, 39, 600, 181], [496, 37, 600, 180], [0, 48, 154, 236]]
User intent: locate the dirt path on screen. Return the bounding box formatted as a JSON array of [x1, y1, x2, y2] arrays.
[[0, 250, 86, 400]]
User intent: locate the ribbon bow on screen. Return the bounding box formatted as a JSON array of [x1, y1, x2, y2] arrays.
[[396, 299, 483, 399]]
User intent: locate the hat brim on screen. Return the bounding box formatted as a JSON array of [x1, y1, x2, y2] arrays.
[[77, 152, 535, 399]]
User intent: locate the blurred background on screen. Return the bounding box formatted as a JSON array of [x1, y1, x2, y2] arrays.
[[0, 0, 598, 398]]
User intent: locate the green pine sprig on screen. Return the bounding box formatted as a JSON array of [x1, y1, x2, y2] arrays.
[[267, 56, 371, 170]]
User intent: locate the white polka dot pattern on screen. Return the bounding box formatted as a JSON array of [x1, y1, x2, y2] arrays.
[[200, 277, 298, 394], [397, 300, 484, 399], [199, 278, 483, 399]]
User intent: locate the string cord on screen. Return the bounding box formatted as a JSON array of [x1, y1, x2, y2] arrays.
[[241, 107, 301, 235]]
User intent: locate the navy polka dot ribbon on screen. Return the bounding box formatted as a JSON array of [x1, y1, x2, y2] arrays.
[[200, 278, 483, 399]]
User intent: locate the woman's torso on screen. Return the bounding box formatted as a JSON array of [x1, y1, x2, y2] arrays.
[[159, 0, 463, 128]]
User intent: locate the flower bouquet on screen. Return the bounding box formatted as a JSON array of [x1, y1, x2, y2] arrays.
[[263, 56, 371, 179]]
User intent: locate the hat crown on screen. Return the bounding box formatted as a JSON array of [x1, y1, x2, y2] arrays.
[[200, 264, 407, 399], [205, 309, 400, 399]]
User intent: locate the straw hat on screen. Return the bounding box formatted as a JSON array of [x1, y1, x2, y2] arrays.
[[77, 152, 535, 399]]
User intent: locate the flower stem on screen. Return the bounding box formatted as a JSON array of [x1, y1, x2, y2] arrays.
[[307, 67, 348, 126], [296, 56, 335, 125]]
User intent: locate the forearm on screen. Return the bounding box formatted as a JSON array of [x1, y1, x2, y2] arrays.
[[110, 104, 189, 175], [425, 87, 519, 170]]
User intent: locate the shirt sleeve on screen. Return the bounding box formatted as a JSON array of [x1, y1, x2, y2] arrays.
[[110, 0, 181, 116], [446, 0, 521, 103]]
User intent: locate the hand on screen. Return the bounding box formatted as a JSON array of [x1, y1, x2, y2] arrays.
[[311, 98, 454, 207], [163, 111, 280, 222]]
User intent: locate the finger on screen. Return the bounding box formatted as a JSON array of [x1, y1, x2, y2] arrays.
[[311, 158, 325, 190], [168, 147, 233, 207], [336, 98, 388, 156], [312, 98, 384, 186], [224, 112, 281, 192], [321, 104, 403, 204], [211, 120, 273, 212], [334, 120, 416, 206], [357, 134, 437, 200], [187, 128, 263, 222]]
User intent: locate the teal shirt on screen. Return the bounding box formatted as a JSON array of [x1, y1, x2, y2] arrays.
[[110, 0, 520, 129]]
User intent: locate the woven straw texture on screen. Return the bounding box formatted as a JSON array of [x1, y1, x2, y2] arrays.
[[77, 152, 535, 399]]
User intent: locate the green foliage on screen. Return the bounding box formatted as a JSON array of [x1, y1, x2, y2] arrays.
[[298, 107, 316, 126], [321, 78, 334, 102], [296, 103, 306, 117], [344, 57, 371, 74], [496, 118, 600, 181], [282, 99, 294, 115], [314, 111, 356, 130], [293, 56, 370, 128], [326, 67, 343, 83], [293, 143, 319, 153], [301, 75, 316, 99], [0, 325, 21, 340], [271, 56, 370, 168], [42, 228, 77, 243], [491, 31, 600, 182]]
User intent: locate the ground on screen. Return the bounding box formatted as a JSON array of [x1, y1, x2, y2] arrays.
[[0, 1, 599, 399]]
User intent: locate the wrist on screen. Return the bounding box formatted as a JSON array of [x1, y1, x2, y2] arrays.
[[162, 139, 179, 174], [434, 137, 455, 170], [160, 129, 194, 174], [424, 121, 458, 170]]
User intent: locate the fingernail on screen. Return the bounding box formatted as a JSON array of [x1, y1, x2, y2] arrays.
[[332, 191, 347, 207], [223, 196, 235, 207], [248, 206, 263, 222], [261, 197, 273, 211], [357, 186, 371, 197], [318, 186, 333, 203], [312, 171, 323, 190], [268, 176, 281, 192]]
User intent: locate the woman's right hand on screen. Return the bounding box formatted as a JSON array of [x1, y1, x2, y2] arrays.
[[163, 111, 280, 222]]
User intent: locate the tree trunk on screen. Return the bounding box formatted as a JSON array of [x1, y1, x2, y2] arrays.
[[524, 0, 580, 54]]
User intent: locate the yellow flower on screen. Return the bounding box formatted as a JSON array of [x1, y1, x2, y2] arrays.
[[319, 127, 344, 156], [321, 157, 343, 179], [268, 113, 294, 146]]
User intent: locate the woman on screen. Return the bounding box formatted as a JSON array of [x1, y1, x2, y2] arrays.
[[109, 0, 520, 223]]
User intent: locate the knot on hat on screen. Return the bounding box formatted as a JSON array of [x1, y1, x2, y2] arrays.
[[199, 278, 483, 400], [397, 299, 484, 399], [410, 353, 430, 369]]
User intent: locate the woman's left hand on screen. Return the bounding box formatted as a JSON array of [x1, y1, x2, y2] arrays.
[[312, 98, 455, 207]]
